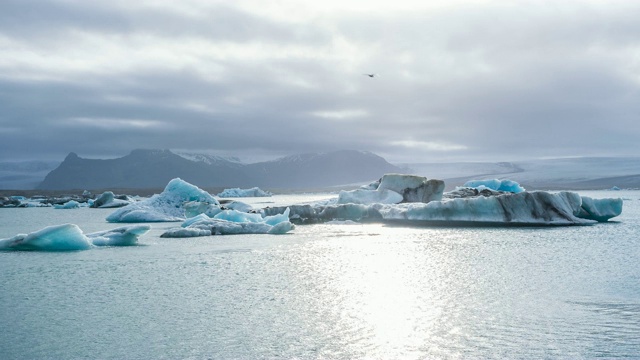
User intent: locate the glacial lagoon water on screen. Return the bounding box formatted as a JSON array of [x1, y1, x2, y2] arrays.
[[1, 191, 639, 359]]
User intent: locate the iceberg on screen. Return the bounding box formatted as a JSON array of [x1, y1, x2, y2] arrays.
[[53, 200, 80, 209], [91, 191, 130, 208], [375, 191, 591, 225], [262, 175, 622, 226], [577, 196, 623, 222], [162, 207, 295, 237], [0, 224, 150, 251], [377, 174, 445, 203], [87, 225, 152, 246], [338, 174, 444, 205], [217, 187, 272, 197], [0, 224, 92, 251], [161, 227, 212, 238], [107, 178, 218, 222], [463, 179, 525, 193]]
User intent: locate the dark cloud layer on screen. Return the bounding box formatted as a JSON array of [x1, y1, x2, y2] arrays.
[[1, 0, 639, 163]]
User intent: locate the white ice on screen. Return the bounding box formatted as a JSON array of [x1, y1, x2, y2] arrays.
[[163, 207, 294, 237], [217, 187, 272, 197], [54, 200, 80, 209], [107, 178, 219, 222], [87, 225, 152, 246], [338, 188, 403, 205], [214, 209, 265, 223], [221, 201, 254, 213]]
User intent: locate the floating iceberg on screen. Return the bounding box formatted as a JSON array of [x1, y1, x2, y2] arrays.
[[577, 196, 623, 222], [262, 175, 622, 226], [375, 191, 589, 225], [87, 225, 152, 246], [91, 191, 130, 208], [162, 207, 294, 237], [217, 187, 272, 197], [53, 200, 80, 209], [0, 224, 150, 251], [107, 178, 218, 222]]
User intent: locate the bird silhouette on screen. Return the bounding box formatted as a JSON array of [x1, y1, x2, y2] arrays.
[[363, 73, 376, 78]]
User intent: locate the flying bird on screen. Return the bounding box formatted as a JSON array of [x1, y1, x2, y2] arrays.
[[363, 73, 376, 78]]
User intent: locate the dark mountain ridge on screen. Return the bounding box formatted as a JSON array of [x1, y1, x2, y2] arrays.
[[37, 149, 402, 190]]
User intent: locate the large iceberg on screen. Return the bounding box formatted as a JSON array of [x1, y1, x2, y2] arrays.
[[262, 175, 622, 226], [375, 191, 595, 225], [0, 224, 150, 251], [107, 178, 218, 222]]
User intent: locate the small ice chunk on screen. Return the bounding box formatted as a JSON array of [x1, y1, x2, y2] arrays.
[[54, 200, 80, 209], [217, 187, 272, 197], [463, 179, 525, 193], [88, 225, 151, 246]]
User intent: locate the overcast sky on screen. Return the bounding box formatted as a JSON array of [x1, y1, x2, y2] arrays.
[[1, 0, 639, 164]]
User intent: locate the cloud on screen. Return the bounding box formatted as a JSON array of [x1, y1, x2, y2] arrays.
[[1, 0, 639, 163]]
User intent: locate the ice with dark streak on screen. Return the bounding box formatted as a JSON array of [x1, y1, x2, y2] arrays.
[[262, 176, 622, 225]]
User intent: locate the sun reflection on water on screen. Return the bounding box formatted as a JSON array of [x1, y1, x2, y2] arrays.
[[294, 223, 471, 358]]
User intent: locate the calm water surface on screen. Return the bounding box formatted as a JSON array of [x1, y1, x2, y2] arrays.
[[1, 191, 639, 359]]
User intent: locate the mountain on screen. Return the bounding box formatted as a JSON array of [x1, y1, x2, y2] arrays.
[[38, 149, 253, 190], [245, 150, 402, 188], [37, 149, 402, 190]]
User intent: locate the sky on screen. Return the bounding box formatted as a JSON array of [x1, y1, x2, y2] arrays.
[[1, 0, 639, 164]]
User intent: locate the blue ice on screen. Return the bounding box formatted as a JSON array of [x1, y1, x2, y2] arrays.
[[463, 179, 525, 193], [0, 224, 151, 251]]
